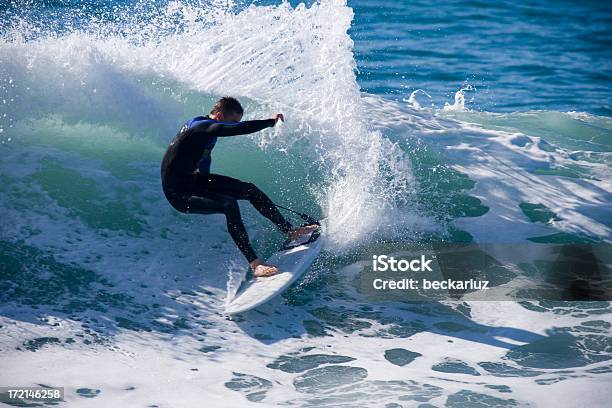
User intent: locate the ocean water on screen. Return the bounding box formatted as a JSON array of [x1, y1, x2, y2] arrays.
[[0, 1, 611, 407]]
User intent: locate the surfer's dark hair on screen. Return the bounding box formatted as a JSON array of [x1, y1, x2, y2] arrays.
[[210, 96, 244, 116]]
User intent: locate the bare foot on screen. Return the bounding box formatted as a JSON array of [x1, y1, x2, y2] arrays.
[[287, 224, 319, 241], [250, 258, 279, 277]]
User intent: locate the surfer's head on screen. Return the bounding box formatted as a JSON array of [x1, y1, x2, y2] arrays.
[[210, 96, 244, 122]]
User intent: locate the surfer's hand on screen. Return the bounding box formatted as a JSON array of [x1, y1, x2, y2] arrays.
[[271, 113, 284, 124]]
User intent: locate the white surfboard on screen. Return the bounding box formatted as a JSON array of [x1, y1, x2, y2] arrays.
[[225, 224, 324, 315]]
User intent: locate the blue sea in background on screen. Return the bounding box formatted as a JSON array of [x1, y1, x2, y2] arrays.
[[4, 0, 611, 114], [351, 0, 612, 115]]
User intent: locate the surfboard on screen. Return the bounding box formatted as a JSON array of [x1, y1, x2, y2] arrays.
[[225, 223, 324, 315]]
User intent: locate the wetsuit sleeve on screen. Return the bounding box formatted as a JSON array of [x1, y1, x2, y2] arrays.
[[204, 119, 276, 137]]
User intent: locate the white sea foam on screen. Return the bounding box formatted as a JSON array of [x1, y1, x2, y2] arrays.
[[0, 0, 425, 252]]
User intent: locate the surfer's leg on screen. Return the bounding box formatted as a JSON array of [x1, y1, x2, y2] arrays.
[[198, 173, 294, 233], [184, 193, 258, 263], [244, 183, 294, 233]]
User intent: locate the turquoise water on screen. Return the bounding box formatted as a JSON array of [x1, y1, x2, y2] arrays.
[[0, 1, 611, 407]]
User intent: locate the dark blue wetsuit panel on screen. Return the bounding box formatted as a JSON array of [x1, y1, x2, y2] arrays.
[[160, 115, 292, 262], [185, 116, 217, 174]]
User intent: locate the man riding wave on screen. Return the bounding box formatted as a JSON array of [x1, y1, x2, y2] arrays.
[[161, 97, 317, 277]]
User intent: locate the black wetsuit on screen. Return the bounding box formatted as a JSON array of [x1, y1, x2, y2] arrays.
[[161, 115, 293, 262]]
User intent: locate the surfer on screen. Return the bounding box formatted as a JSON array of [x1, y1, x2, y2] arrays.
[[161, 97, 317, 277]]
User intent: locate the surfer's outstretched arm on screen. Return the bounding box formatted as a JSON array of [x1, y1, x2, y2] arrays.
[[204, 118, 277, 137]]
